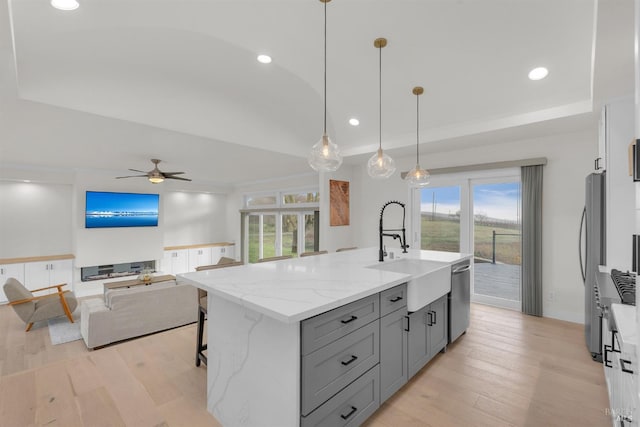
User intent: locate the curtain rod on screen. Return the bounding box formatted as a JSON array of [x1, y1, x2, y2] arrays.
[[400, 157, 547, 179]]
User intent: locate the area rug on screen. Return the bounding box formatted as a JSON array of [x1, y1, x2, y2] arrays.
[[48, 314, 82, 345]]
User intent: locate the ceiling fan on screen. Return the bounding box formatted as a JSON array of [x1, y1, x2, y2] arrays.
[[116, 159, 192, 184]]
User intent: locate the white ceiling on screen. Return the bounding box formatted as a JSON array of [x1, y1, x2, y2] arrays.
[[0, 0, 635, 186]]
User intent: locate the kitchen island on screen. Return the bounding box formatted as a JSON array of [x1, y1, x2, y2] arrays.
[[178, 247, 471, 427]]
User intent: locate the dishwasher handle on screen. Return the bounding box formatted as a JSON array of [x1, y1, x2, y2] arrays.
[[452, 264, 470, 274]]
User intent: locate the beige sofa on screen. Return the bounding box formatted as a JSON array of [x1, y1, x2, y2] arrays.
[[80, 279, 198, 349]]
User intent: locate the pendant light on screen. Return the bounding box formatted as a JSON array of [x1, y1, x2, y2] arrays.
[[367, 38, 396, 179], [404, 86, 430, 187], [308, 0, 343, 172]]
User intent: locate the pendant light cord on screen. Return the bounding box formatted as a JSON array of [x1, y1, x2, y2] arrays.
[[323, 0, 327, 135], [416, 92, 420, 164], [379, 43, 382, 151]]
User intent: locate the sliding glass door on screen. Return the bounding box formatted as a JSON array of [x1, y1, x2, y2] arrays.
[[472, 179, 521, 309], [419, 186, 462, 252], [413, 169, 521, 310]]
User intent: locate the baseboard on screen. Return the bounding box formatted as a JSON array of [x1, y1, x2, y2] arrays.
[[542, 308, 583, 324]]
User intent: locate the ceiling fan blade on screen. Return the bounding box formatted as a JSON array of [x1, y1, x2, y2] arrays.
[[165, 176, 192, 181], [128, 168, 147, 173], [162, 172, 185, 176], [115, 175, 149, 179]]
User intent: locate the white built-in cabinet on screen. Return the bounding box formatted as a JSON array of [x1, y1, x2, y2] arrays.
[[160, 244, 236, 275], [0, 257, 73, 303], [0, 263, 26, 303], [24, 260, 74, 294], [160, 250, 189, 276]]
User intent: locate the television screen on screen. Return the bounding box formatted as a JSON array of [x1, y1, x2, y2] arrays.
[[85, 191, 159, 228]]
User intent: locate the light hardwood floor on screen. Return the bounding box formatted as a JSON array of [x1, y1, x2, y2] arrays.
[[0, 303, 610, 426]]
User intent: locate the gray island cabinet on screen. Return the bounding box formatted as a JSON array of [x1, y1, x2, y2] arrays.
[[178, 247, 470, 427]]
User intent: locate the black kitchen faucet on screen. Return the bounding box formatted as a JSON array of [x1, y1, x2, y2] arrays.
[[379, 200, 409, 262]]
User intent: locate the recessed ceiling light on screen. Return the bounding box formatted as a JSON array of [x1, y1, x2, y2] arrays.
[[51, 0, 79, 10], [349, 118, 360, 126], [257, 55, 272, 64], [23, 180, 31, 183], [528, 67, 549, 81]]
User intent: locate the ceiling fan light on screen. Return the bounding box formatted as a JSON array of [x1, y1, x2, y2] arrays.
[[367, 148, 396, 179], [405, 164, 430, 187], [148, 176, 164, 184], [309, 133, 342, 172]]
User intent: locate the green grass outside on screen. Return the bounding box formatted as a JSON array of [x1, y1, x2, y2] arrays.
[[247, 215, 521, 265], [422, 217, 521, 265]]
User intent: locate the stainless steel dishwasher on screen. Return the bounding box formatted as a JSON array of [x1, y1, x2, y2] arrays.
[[449, 260, 470, 343]]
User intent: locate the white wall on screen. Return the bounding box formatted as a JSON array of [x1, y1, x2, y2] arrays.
[[74, 171, 165, 267], [351, 129, 597, 323], [163, 191, 228, 246], [0, 181, 73, 258]]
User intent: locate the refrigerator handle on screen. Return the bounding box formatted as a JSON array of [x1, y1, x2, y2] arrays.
[[579, 206, 586, 283]]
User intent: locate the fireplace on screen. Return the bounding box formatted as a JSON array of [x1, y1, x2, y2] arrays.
[[81, 260, 156, 282]]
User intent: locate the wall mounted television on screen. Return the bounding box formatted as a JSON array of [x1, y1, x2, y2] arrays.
[[85, 191, 159, 228]]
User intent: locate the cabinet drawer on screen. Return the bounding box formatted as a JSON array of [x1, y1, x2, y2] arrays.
[[301, 365, 380, 427], [301, 320, 380, 416], [301, 294, 379, 355], [379, 283, 407, 317]]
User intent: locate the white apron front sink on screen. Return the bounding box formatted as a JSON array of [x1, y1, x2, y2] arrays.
[[367, 258, 451, 311]]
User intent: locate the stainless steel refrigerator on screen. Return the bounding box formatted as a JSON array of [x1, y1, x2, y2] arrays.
[[579, 172, 606, 361]]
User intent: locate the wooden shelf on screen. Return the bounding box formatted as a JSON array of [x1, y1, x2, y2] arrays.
[[163, 242, 235, 251], [0, 254, 75, 265]]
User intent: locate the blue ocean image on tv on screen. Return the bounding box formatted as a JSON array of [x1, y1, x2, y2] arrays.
[[86, 191, 159, 228]]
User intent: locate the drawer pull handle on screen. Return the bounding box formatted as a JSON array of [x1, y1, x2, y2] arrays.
[[621, 358, 634, 374], [604, 345, 612, 368], [340, 315, 358, 324], [340, 406, 357, 420], [390, 296, 403, 302], [341, 355, 358, 366]]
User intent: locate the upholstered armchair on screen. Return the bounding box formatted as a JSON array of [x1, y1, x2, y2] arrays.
[[3, 278, 78, 332]]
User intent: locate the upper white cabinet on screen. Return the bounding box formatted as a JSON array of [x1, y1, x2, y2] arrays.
[[24, 259, 73, 294], [597, 105, 607, 171], [602, 97, 635, 270], [0, 263, 25, 303]]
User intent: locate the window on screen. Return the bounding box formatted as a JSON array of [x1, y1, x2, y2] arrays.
[[243, 188, 320, 263], [419, 186, 461, 252]]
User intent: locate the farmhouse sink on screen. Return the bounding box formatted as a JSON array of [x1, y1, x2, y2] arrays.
[[367, 258, 452, 311]]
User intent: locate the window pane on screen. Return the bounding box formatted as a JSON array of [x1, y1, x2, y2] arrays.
[[420, 186, 461, 252], [248, 215, 260, 263], [282, 214, 299, 257], [282, 191, 320, 205], [261, 215, 277, 258], [473, 181, 521, 302], [304, 213, 317, 252], [246, 195, 277, 207]]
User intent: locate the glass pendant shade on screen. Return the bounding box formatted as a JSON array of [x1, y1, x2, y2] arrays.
[[405, 164, 430, 187], [367, 148, 396, 179], [309, 0, 342, 173], [366, 37, 395, 179], [404, 86, 429, 187], [308, 133, 342, 172]]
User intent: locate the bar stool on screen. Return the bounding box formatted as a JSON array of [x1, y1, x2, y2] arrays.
[[194, 257, 241, 367]]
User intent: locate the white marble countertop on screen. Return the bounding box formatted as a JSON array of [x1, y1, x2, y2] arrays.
[[611, 303, 637, 352], [178, 247, 471, 323]]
